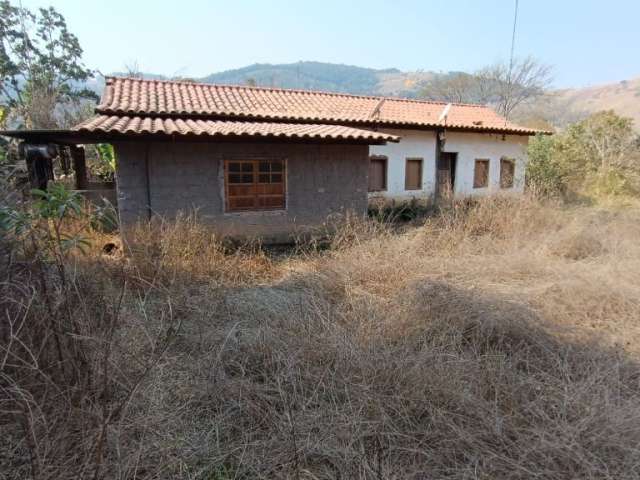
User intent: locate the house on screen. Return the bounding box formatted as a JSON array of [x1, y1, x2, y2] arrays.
[[1, 77, 541, 241]]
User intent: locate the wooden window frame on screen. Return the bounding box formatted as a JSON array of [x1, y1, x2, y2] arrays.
[[500, 158, 515, 189], [368, 155, 388, 192], [405, 157, 423, 191], [473, 159, 490, 189], [224, 158, 286, 212]]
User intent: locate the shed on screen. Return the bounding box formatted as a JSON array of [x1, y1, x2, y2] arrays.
[[1, 78, 399, 242]]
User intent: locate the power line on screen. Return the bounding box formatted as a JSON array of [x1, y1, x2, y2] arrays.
[[506, 0, 519, 122], [508, 0, 519, 79]]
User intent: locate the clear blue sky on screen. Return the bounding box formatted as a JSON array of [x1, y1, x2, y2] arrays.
[[20, 0, 640, 87]]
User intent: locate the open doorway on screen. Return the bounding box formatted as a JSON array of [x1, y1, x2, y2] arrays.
[[436, 152, 457, 199]]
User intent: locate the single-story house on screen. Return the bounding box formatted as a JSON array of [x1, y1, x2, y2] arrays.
[[1, 77, 543, 240]]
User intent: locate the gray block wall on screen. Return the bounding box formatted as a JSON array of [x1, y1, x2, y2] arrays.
[[113, 140, 369, 240]]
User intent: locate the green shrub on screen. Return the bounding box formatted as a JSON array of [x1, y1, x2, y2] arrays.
[[527, 111, 640, 199], [526, 133, 568, 197]]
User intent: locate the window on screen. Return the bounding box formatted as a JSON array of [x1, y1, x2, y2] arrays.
[[473, 159, 490, 188], [225, 159, 285, 211], [405, 158, 423, 190], [500, 158, 515, 189], [368, 156, 387, 192]]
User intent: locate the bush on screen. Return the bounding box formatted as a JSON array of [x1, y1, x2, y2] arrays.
[[529, 111, 640, 199], [368, 197, 434, 222], [526, 133, 568, 197]]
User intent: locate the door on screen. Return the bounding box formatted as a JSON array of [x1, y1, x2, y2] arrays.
[[437, 152, 457, 199]]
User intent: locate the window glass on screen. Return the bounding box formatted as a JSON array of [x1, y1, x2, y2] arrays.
[[225, 159, 286, 211]]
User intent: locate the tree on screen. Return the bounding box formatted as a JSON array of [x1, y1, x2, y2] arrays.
[[527, 111, 640, 197], [525, 133, 567, 197], [0, 1, 96, 128], [559, 111, 639, 194], [420, 72, 487, 104], [477, 57, 552, 120], [420, 57, 552, 120], [123, 60, 143, 79]]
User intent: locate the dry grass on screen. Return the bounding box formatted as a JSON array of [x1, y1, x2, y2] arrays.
[[3, 196, 640, 479]]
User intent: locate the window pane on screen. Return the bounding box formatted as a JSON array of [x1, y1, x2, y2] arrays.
[[258, 174, 270, 183], [229, 173, 242, 183], [241, 163, 254, 173], [259, 162, 270, 172], [271, 161, 283, 172], [241, 174, 253, 183], [228, 163, 241, 172], [271, 173, 282, 183]]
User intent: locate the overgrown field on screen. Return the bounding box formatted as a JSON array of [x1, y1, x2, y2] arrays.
[[2, 197, 640, 479]]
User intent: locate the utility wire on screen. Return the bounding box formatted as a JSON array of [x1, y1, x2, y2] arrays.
[[505, 0, 519, 122]]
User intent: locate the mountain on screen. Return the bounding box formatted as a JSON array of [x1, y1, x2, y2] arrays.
[[91, 62, 435, 98], [555, 77, 640, 128], [202, 61, 435, 97]]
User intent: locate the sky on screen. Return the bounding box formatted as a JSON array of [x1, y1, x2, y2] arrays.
[[18, 0, 640, 88]]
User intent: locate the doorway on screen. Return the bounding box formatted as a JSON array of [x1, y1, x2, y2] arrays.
[[437, 152, 457, 199]]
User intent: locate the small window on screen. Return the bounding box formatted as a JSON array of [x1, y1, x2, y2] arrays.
[[368, 156, 387, 192], [500, 158, 515, 189], [405, 158, 423, 190], [225, 159, 285, 211], [473, 159, 490, 189]]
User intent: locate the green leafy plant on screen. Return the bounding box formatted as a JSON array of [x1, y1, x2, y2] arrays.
[[1, 183, 91, 256], [0, 1, 97, 129], [92, 143, 116, 181], [526, 133, 568, 197]]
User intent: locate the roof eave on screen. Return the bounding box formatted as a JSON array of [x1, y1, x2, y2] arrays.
[[0, 129, 398, 146]]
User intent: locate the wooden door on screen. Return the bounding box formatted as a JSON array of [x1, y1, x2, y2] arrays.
[[437, 152, 457, 198]]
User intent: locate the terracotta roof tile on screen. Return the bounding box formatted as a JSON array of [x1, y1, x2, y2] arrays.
[[73, 115, 400, 142], [96, 76, 543, 134]]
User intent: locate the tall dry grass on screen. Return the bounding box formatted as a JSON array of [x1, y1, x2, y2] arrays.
[[2, 196, 640, 479]]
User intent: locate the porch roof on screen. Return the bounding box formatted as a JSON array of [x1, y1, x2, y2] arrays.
[[0, 117, 400, 145]]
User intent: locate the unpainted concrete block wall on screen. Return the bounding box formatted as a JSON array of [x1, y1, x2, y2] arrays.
[[113, 141, 369, 239]]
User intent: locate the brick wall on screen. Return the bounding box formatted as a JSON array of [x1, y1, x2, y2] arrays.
[[113, 140, 369, 240]]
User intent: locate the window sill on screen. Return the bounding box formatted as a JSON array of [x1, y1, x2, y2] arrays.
[[224, 209, 287, 217]]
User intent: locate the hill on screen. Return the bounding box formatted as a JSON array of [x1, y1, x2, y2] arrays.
[[200, 61, 437, 96], [555, 77, 640, 127], [95, 62, 436, 97]]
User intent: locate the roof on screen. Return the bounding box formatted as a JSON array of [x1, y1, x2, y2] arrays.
[[0, 117, 399, 145], [97, 76, 543, 135], [73, 115, 399, 142]]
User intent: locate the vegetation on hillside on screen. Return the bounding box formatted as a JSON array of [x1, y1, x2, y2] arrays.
[[201, 61, 398, 95]]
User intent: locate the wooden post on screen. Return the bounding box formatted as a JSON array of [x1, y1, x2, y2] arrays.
[[71, 145, 88, 190]]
